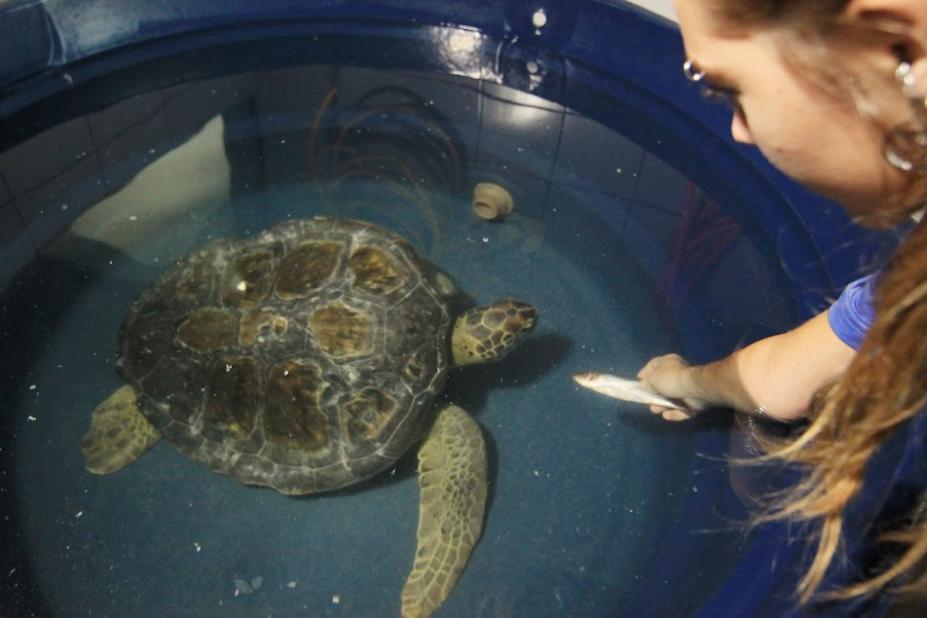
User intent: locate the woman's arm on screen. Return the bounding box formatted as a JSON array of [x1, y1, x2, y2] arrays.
[[638, 310, 857, 422]]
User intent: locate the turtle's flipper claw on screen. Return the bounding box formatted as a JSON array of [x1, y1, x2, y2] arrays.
[[82, 385, 160, 475], [401, 405, 487, 618]]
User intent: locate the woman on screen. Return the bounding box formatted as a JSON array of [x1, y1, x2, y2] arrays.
[[638, 0, 927, 610]]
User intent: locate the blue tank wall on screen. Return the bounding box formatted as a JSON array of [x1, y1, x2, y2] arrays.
[[0, 0, 892, 308]]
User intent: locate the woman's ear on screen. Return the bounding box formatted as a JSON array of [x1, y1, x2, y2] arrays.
[[843, 0, 927, 60], [835, 0, 927, 98]]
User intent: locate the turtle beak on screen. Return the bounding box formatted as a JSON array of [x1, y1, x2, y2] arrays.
[[507, 300, 537, 335]]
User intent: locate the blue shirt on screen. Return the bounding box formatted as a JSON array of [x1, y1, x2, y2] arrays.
[[827, 271, 879, 350]]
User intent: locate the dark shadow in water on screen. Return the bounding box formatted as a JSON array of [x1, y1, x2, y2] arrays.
[[0, 235, 139, 617], [445, 333, 571, 517], [443, 333, 573, 412], [608, 402, 733, 438]]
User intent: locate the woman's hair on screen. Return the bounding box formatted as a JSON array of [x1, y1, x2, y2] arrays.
[[708, 0, 927, 604]]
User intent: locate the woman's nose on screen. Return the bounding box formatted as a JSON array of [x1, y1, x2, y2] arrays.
[[730, 111, 754, 144]]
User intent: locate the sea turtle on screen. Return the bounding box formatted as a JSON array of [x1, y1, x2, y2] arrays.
[[81, 216, 537, 618]]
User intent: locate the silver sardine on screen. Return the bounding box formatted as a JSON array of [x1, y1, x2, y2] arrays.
[[573, 372, 681, 409]]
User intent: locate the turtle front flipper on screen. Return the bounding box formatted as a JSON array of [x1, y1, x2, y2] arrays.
[[81, 385, 160, 474], [401, 405, 487, 618], [451, 300, 537, 366]]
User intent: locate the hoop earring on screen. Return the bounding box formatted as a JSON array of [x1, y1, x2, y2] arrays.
[[883, 60, 927, 174], [683, 59, 706, 83]]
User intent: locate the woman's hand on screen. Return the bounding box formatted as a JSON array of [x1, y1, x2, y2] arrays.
[[637, 354, 710, 421]]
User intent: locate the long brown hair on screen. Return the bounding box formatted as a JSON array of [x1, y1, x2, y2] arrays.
[[707, 0, 927, 603]]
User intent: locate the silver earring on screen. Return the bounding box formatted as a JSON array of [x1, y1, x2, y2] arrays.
[[883, 60, 927, 174], [683, 59, 706, 83], [895, 61, 927, 100]]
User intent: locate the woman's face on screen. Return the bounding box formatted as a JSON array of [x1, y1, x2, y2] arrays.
[[673, 1, 913, 219]]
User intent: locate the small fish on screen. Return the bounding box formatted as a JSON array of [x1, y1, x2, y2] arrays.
[[573, 372, 683, 409]]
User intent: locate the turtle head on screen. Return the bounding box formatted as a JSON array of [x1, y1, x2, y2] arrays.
[[451, 300, 537, 366]]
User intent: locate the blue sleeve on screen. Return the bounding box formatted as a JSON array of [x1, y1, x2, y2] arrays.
[[827, 272, 879, 351]]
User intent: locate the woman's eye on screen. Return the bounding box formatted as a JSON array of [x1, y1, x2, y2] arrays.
[[700, 85, 744, 118], [700, 84, 735, 102]]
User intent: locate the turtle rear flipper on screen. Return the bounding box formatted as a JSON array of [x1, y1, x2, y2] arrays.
[[401, 405, 487, 618], [81, 385, 160, 474]]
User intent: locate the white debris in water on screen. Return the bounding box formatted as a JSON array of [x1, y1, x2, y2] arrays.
[[233, 578, 253, 596], [332, 594, 341, 604], [225, 364, 233, 373], [129, 215, 138, 221], [533, 470, 539, 477], [236, 281, 248, 292], [26, 416, 37, 422], [74, 511, 83, 519], [232, 575, 263, 596], [482, 237, 489, 243], [193, 542, 202, 552], [28, 384, 36, 390], [286, 581, 297, 589]]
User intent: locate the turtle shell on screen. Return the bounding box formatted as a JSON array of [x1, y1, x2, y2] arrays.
[[119, 217, 451, 494]]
